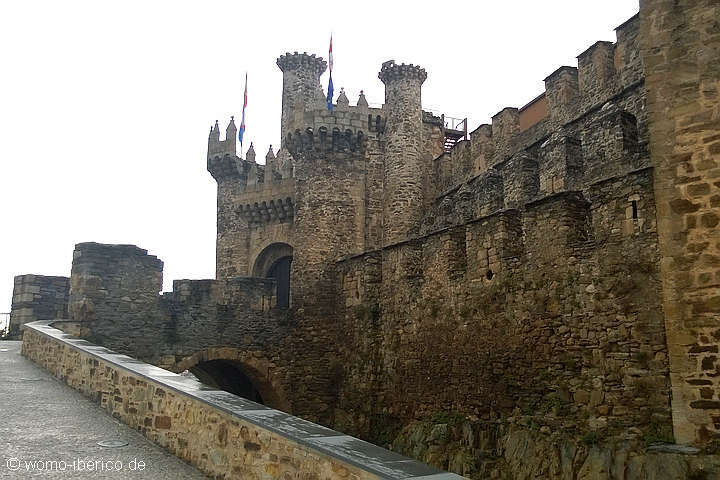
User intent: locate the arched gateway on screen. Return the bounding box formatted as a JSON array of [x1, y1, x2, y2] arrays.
[[172, 348, 290, 412], [252, 243, 293, 308]]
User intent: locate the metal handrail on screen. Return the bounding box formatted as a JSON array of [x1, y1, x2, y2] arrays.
[[0, 312, 9, 336], [443, 116, 467, 132]]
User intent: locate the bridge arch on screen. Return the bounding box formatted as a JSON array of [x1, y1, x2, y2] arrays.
[[172, 348, 291, 413], [251, 242, 293, 308]]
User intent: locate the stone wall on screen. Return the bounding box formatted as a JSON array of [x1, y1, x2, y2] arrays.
[[8, 274, 68, 339], [21, 321, 464, 480], [61, 241, 350, 422], [335, 166, 670, 439], [391, 416, 720, 478], [10, 5, 720, 478], [432, 14, 647, 194], [640, 0, 720, 445]]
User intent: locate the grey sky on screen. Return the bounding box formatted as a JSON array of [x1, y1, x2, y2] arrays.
[[0, 1, 639, 317]]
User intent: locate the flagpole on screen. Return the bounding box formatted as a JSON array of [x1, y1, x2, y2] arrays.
[[326, 33, 334, 112], [239, 72, 247, 154]]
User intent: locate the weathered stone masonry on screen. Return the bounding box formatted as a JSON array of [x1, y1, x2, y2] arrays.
[[640, 0, 720, 445], [21, 321, 463, 480], [10, 2, 720, 478], [8, 274, 68, 339]]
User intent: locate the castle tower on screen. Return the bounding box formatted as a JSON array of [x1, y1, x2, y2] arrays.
[[276, 52, 327, 145], [378, 60, 427, 246]]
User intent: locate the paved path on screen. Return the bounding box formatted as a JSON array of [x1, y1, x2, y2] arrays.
[[0, 341, 207, 479]]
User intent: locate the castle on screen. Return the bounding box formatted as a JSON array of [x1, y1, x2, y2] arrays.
[[9, 1, 720, 477]]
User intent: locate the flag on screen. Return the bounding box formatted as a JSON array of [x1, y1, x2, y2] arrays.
[[239, 72, 247, 146], [326, 34, 333, 111]]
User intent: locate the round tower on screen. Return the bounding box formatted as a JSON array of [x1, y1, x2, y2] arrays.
[[378, 60, 427, 246], [276, 52, 327, 145]]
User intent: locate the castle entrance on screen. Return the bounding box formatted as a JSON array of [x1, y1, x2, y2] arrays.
[[173, 348, 291, 412], [252, 243, 293, 308], [267, 256, 292, 308], [189, 360, 264, 404]]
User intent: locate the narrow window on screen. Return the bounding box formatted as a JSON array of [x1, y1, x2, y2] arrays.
[[631, 200, 638, 219], [485, 247, 494, 281]]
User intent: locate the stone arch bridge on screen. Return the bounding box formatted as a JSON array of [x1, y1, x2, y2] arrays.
[[29, 241, 336, 423]]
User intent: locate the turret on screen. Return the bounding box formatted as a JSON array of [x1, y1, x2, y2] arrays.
[[336, 87, 349, 110], [207, 117, 241, 183], [357, 90, 369, 114], [226, 116, 237, 152], [246, 142, 256, 163], [276, 52, 327, 145], [378, 60, 427, 245]]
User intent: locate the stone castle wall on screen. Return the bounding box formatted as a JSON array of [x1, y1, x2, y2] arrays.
[[336, 169, 669, 437], [432, 15, 646, 199], [9, 3, 720, 478], [8, 274, 69, 339], [640, 0, 720, 445]]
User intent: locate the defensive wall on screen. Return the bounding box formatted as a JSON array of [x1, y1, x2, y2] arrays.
[[7, 274, 69, 339], [9, 1, 720, 478], [330, 12, 672, 440]]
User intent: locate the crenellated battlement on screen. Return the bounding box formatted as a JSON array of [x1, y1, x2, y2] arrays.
[[378, 60, 427, 84], [306, 97, 386, 137], [433, 13, 644, 196], [285, 127, 367, 157], [276, 52, 327, 75], [207, 118, 240, 183], [207, 118, 237, 157]]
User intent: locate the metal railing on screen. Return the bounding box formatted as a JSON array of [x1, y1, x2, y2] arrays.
[[443, 115, 468, 134], [0, 313, 9, 337]]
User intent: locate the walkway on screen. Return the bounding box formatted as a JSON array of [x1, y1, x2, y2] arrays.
[[0, 341, 207, 479]]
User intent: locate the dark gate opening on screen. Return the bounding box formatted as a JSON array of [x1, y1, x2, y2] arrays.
[[189, 360, 264, 404], [267, 256, 292, 308]]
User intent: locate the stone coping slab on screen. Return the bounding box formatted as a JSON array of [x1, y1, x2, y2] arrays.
[[22, 320, 465, 480]]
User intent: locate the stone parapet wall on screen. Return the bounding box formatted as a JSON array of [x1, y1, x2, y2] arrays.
[[425, 98, 648, 238], [65, 242, 287, 365], [21, 321, 463, 480], [335, 167, 669, 441], [304, 105, 385, 139], [8, 274, 69, 339], [432, 13, 646, 197]]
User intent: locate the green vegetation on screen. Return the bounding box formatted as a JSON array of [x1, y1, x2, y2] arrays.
[[633, 350, 650, 366], [427, 410, 467, 427], [582, 430, 604, 446], [642, 420, 674, 447], [522, 391, 569, 416], [368, 412, 403, 448], [704, 437, 720, 454], [560, 354, 579, 371], [351, 303, 380, 326], [689, 471, 709, 480]]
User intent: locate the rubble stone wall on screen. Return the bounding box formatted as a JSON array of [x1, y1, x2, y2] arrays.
[[8, 274, 68, 339], [640, 0, 720, 445]]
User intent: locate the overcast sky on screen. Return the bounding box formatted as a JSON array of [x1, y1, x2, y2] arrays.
[[0, 1, 640, 319]]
